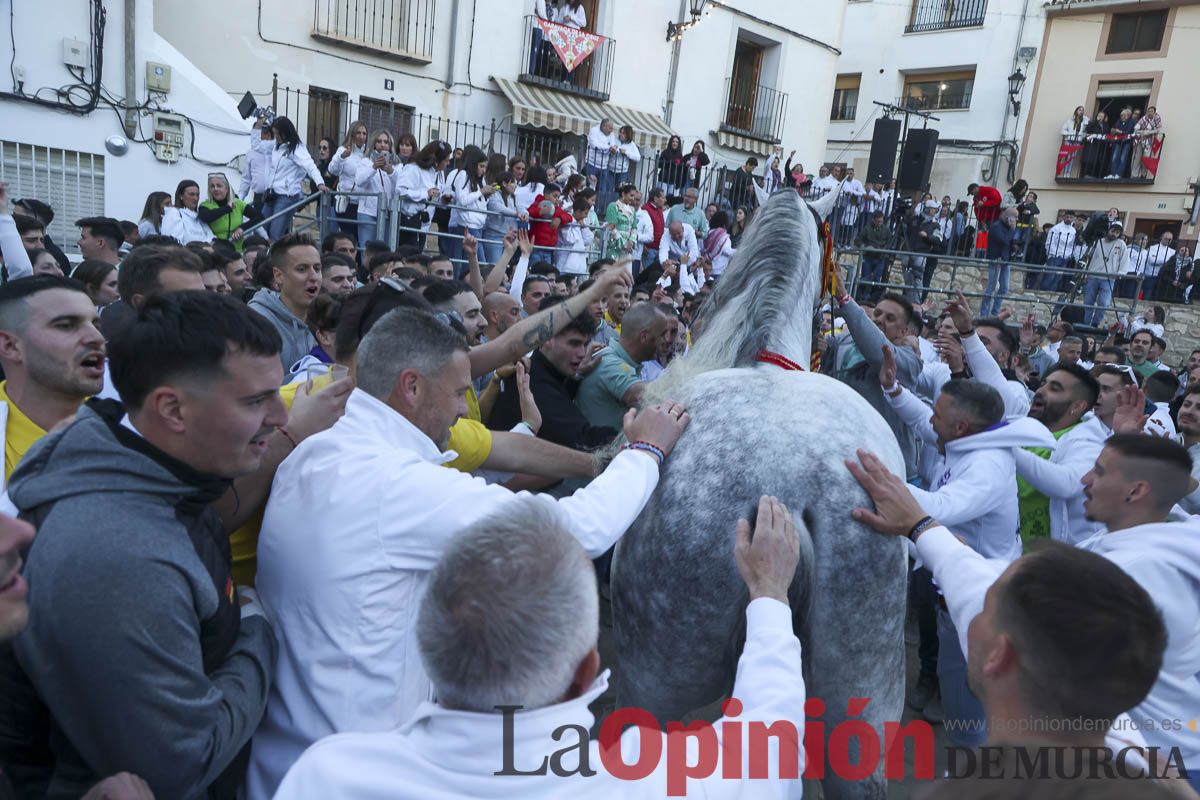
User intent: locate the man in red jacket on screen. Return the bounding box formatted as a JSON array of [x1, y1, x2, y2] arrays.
[[527, 184, 573, 265], [968, 182, 1002, 226]]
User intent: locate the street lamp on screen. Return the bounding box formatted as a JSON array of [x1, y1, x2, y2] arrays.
[[1007, 69, 1026, 115], [667, 0, 707, 42]]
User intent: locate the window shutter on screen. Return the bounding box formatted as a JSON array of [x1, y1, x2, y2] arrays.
[[0, 142, 105, 256]]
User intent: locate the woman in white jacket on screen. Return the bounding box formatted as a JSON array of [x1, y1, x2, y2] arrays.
[[396, 140, 453, 249], [250, 115, 327, 240], [160, 179, 214, 245], [327, 120, 369, 237], [352, 130, 399, 249], [445, 148, 493, 265]]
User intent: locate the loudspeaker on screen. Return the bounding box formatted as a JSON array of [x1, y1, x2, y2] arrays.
[[896, 129, 939, 192], [866, 118, 902, 184]]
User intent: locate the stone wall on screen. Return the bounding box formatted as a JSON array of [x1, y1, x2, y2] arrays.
[[838, 252, 1200, 366]]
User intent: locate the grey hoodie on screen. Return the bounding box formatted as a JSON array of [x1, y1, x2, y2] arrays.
[[0, 400, 276, 799], [248, 288, 315, 374]]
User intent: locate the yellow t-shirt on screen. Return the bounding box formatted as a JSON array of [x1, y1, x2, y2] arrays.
[[466, 385, 481, 423], [0, 382, 48, 481], [229, 383, 494, 586], [604, 310, 623, 335]]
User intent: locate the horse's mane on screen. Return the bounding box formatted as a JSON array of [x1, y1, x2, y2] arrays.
[[647, 189, 824, 405]]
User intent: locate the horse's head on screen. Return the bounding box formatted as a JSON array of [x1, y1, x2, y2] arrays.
[[647, 188, 837, 401]]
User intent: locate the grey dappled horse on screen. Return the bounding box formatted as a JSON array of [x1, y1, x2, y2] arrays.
[[611, 189, 908, 799]]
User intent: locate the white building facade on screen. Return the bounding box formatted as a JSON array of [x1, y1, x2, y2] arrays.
[[1, 0, 850, 256], [824, 0, 1046, 196]]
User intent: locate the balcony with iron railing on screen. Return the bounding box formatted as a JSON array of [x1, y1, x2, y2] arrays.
[[519, 15, 614, 102], [1054, 131, 1163, 184], [312, 0, 436, 63], [905, 0, 988, 33], [720, 79, 788, 144]]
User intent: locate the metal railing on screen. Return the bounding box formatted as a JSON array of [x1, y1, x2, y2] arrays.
[[721, 79, 788, 144], [519, 15, 615, 101], [904, 0, 988, 33], [1054, 131, 1163, 184], [312, 0, 436, 62], [898, 90, 972, 112]]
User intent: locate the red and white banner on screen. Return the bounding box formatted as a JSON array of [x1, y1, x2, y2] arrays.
[[537, 19, 605, 72], [1140, 135, 1163, 179], [1055, 142, 1083, 177]]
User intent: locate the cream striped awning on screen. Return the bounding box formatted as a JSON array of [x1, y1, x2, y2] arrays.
[[494, 77, 675, 151], [715, 130, 774, 157]]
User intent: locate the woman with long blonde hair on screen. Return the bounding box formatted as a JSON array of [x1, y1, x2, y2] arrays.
[[198, 172, 263, 251], [353, 129, 399, 248], [329, 119, 370, 236]]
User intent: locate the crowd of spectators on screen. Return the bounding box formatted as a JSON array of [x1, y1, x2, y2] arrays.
[[0, 90, 1198, 797]]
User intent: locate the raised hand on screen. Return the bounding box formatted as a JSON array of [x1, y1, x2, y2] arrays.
[[945, 290, 974, 334], [1111, 384, 1150, 435], [623, 401, 690, 460], [514, 358, 541, 433], [879, 345, 898, 390]]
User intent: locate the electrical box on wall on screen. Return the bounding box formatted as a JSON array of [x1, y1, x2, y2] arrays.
[[63, 38, 88, 69], [152, 112, 186, 163], [146, 62, 172, 93]]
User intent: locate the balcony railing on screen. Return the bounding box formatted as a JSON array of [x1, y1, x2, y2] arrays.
[[1054, 131, 1163, 184], [905, 0, 988, 33], [519, 15, 614, 102], [312, 0, 436, 63], [721, 79, 788, 144]]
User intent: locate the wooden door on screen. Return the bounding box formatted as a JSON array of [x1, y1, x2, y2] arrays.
[[726, 41, 764, 132]]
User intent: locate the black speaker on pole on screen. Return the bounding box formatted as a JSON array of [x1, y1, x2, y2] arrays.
[[896, 129, 939, 191], [866, 118, 902, 185]]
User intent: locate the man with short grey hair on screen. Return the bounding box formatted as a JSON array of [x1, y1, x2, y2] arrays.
[[575, 302, 669, 430], [274, 495, 807, 797], [247, 307, 691, 800], [665, 187, 709, 238]]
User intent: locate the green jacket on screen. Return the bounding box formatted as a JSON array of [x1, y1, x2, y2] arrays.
[[855, 222, 892, 251], [1017, 423, 1078, 549], [199, 198, 254, 252]]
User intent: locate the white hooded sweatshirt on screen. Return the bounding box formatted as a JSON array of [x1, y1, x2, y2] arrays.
[[890, 385, 1057, 562], [1079, 520, 1200, 773], [1013, 414, 1110, 545]]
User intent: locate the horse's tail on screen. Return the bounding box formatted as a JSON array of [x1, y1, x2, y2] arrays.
[[725, 504, 816, 679]]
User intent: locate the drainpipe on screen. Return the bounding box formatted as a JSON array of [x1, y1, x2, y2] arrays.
[[124, 0, 137, 137], [663, 0, 688, 125], [991, 0, 1032, 182], [444, 0, 461, 90]]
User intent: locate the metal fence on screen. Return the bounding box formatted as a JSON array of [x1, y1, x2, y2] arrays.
[[904, 0, 988, 33], [1054, 132, 1163, 184], [311, 0, 436, 61], [721, 79, 787, 144]]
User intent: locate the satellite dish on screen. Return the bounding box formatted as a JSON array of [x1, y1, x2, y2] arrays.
[[105, 135, 129, 156]]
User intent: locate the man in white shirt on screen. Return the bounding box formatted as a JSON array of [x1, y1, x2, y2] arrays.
[[847, 451, 1169, 783], [1040, 212, 1077, 291], [1078, 434, 1200, 793], [880, 349, 1055, 747], [1014, 364, 1107, 545], [246, 307, 691, 799], [1142, 231, 1176, 302], [1118, 231, 1150, 300], [240, 124, 274, 210], [810, 165, 838, 196], [585, 119, 618, 193], [273, 493, 805, 799], [656, 221, 700, 295]]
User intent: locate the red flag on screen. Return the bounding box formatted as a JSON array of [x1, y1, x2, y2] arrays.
[[1140, 136, 1162, 179], [537, 19, 605, 72], [1055, 142, 1083, 177]]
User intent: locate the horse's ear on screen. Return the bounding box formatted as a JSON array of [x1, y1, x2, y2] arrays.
[[808, 188, 840, 222]]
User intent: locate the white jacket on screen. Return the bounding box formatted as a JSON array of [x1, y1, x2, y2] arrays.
[[328, 146, 369, 193], [891, 386, 1057, 562], [1080, 520, 1200, 772], [160, 207, 214, 245], [960, 333, 1031, 420], [272, 599, 804, 799], [446, 168, 489, 230], [1012, 415, 1109, 545], [1180, 442, 1200, 515], [555, 153, 579, 181], [352, 157, 397, 218], [657, 223, 699, 269], [0, 215, 33, 281], [586, 125, 617, 170], [240, 137, 273, 198], [247, 389, 664, 800], [916, 524, 1149, 762], [251, 129, 325, 197], [395, 164, 443, 224], [556, 221, 594, 275]]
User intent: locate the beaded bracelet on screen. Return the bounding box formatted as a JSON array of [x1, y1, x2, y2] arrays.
[[624, 441, 666, 464], [908, 516, 939, 541]]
